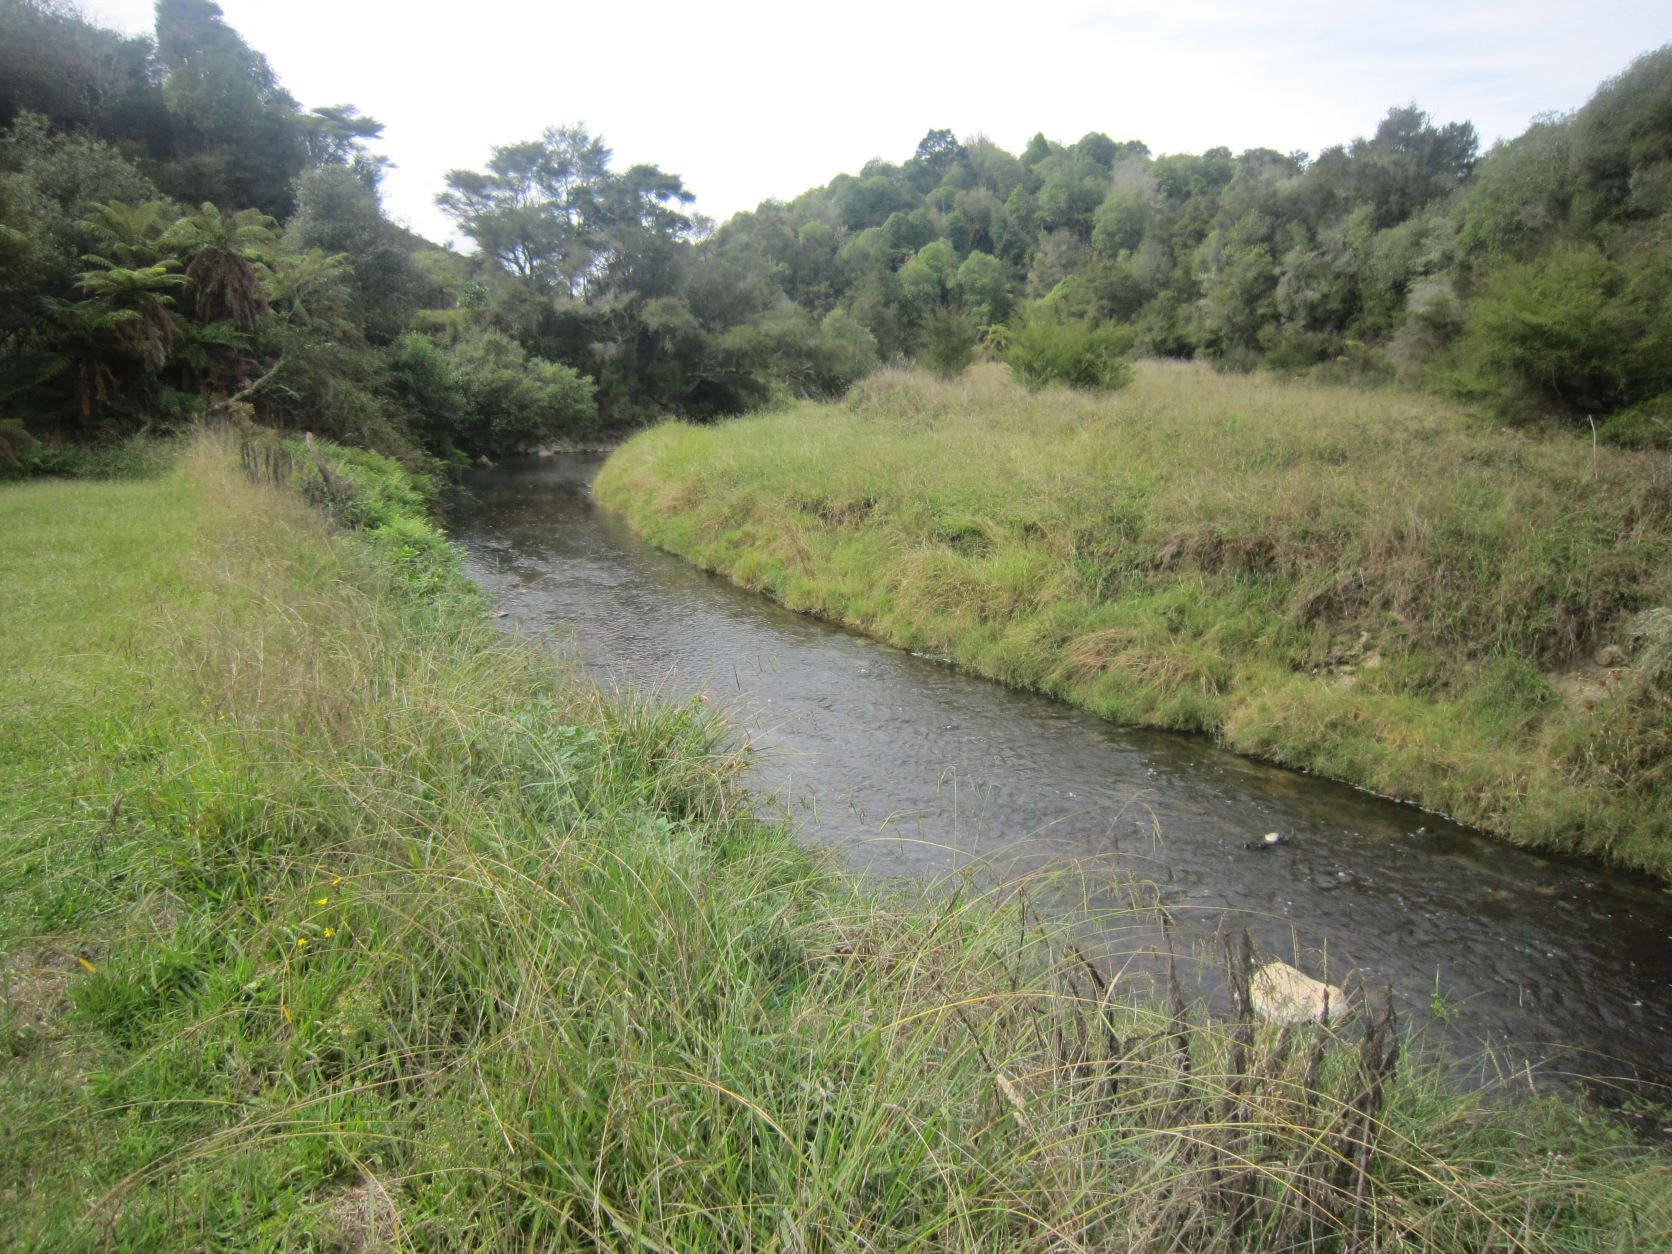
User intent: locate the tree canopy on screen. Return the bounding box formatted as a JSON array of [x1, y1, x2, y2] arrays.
[[3, 2, 1669, 473]]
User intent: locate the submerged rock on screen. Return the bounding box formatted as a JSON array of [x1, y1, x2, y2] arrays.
[[1252, 961, 1347, 1024]]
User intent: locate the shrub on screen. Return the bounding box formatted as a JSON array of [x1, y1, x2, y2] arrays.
[[718, 306, 880, 403], [1596, 393, 1672, 448], [1456, 244, 1632, 413], [916, 308, 979, 379], [384, 332, 466, 457], [1450, 241, 1672, 423], [1003, 314, 1134, 391], [810, 307, 879, 395], [0, 418, 43, 472], [449, 330, 598, 457]]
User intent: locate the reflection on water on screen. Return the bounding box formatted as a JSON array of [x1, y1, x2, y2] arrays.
[[452, 455, 1672, 1085]]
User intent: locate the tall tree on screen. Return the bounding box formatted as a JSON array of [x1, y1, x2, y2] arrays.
[[151, 0, 308, 217], [436, 124, 613, 294]]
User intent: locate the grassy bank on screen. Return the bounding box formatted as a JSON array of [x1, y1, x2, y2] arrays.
[[596, 362, 1672, 878], [3, 435, 1668, 1248]]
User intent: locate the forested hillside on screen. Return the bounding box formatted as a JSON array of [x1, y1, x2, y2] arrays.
[[3, 0, 1669, 472], [686, 56, 1671, 441], [0, 0, 597, 468]]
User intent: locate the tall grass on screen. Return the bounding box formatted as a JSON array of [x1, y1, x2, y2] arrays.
[[596, 362, 1672, 877], [1, 434, 1667, 1247]]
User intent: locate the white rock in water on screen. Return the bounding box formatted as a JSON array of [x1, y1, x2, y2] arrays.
[[1252, 961, 1347, 1024]]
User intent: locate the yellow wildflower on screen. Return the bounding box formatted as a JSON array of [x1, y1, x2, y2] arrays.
[[295, 937, 309, 948], [323, 927, 336, 938], [77, 957, 97, 974], [330, 877, 343, 887], [315, 896, 329, 906]]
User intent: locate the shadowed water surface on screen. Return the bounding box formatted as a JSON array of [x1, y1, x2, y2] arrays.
[[453, 455, 1672, 1086]]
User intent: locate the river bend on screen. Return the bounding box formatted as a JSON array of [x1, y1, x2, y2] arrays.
[[452, 455, 1672, 1086]]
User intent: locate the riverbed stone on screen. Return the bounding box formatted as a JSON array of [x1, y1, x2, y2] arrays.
[[1251, 961, 1347, 1024]]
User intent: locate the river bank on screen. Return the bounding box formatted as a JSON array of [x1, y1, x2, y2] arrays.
[[3, 435, 1668, 1248], [595, 362, 1672, 879], [455, 453, 1672, 1087]]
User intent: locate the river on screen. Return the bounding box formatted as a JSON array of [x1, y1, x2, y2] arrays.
[[452, 454, 1672, 1088]]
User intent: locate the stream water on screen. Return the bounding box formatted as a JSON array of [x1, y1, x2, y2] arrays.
[[452, 454, 1672, 1089]]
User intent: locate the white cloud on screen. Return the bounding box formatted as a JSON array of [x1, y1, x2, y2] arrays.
[[84, 0, 1669, 244]]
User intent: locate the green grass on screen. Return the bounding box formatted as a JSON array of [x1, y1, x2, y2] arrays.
[[596, 362, 1672, 878], [3, 433, 1669, 1248]]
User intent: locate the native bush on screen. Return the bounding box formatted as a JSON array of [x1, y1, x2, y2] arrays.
[[1003, 313, 1134, 391], [917, 307, 980, 379], [1452, 242, 1672, 421], [383, 331, 466, 458], [449, 330, 598, 456]]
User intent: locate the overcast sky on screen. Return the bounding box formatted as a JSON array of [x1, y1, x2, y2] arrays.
[[87, 0, 1670, 246]]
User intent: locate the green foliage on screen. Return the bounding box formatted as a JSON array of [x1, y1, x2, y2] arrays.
[[1003, 314, 1134, 391], [5, 2, 1672, 463], [437, 124, 614, 291], [289, 434, 463, 592], [437, 123, 692, 302], [384, 331, 466, 455], [955, 249, 1012, 325], [711, 303, 879, 404], [1092, 186, 1155, 256], [1452, 121, 1573, 266], [0, 8, 464, 467], [917, 308, 979, 379], [434, 123, 719, 422], [8, 431, 174, 480], [0, 1, 166, 150], [1347, 105, 1478, 229], [285, 165, 428, 343], [164, 202, 277, 329], [1569, 46, 1672, 224], [150, 0, 313, 217], [449, 330, 597, 455], [810, 307, 880, 395], [0, 417, 40, 470], [1595, 394, 1672, 448], [655, 54, 1663, 436], [1452, 242, 1671, 416]]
